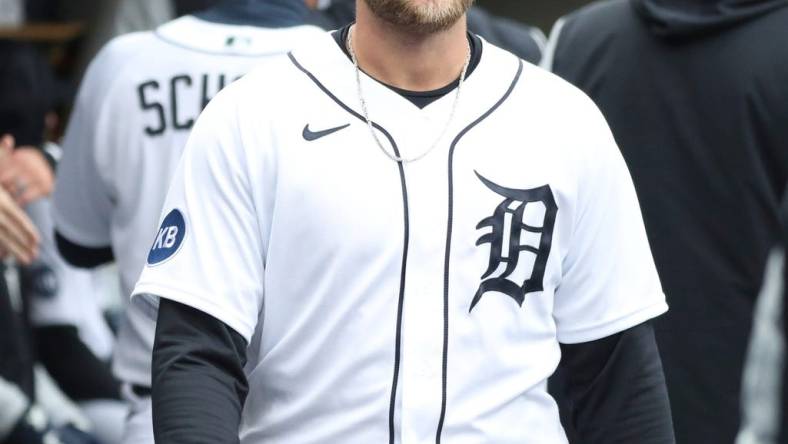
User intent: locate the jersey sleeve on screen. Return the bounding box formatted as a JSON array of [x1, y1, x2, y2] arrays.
[[25, 199, 96, 327], [553, 101, 667, 344], [52, 42, 123, 248], [131, 84, 266, 342]]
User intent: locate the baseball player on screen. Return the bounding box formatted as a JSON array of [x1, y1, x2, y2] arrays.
[[52, 1, 325, 442], [134, 0, 675, 442]]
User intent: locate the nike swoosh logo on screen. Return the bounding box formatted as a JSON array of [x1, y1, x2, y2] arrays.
[[303, 123, 350, 141]]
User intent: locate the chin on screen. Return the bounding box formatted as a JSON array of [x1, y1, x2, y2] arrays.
[[365, 0, 473, 34]]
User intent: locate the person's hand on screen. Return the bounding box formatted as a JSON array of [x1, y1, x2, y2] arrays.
[[0, 134, 55, 206], [0, 180, 39, 264]]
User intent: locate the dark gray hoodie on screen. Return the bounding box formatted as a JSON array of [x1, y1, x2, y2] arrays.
[[547, 1, 788, 443], [632, 0, 788, 38]]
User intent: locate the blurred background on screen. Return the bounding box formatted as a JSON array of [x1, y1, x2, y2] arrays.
[[479, 0, 590, 30]]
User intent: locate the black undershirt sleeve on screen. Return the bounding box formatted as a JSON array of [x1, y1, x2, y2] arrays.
[[152, 299, 249, 444], [152, 301, 671, 444], [558, 322, 675, 444], [35, 325, 121, 401], [54, 231, 114, 269]]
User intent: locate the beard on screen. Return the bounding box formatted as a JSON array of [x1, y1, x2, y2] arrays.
[[363, 0, 474, 34]]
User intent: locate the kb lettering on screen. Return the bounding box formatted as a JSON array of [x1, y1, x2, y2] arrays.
[[147, 209, 186, 265], [154, 226, 179, 250]]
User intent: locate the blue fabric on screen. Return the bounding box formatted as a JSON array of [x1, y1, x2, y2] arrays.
[[195, 0, 310, 28]]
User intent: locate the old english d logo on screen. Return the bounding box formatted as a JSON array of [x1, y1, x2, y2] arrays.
[[470, 171, 558, 312]]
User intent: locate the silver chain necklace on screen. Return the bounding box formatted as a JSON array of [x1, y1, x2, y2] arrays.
[[346, 26, 472, 164]]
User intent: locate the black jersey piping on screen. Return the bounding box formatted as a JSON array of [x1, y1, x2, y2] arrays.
[[436, 58, 524, 444], [55, 231, 114, 268], [288, 52, 409, 444]]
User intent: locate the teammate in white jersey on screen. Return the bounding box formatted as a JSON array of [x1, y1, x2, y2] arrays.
[[134, 0, 675, 442], [52, 1, 325, 443]]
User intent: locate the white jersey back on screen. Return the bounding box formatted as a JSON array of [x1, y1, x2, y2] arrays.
[[53, 15, 326, 385]]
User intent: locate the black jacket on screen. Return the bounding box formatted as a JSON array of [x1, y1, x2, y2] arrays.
[[308, 0, 545, 64], [547, 1, 788, 443]]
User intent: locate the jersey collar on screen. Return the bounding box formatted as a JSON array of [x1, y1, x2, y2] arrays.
[[155, 15, 323, 56], [289, 32, 524, 161]]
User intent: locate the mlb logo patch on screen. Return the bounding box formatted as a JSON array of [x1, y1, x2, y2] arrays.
[[148, 209, 187, 266]]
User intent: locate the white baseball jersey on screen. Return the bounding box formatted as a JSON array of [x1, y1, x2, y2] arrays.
[[53, 15, 325, 386], [133, 32, 667, 443], [26, 199, 115, 360]]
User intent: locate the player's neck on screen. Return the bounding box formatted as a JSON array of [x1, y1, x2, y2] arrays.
[[353, 3, 469, 92]]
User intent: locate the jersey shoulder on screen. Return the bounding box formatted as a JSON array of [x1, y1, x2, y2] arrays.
[[217, 31, 332, 114], [92, 30, 160, 72], [81, 30, 162, 94], [500, 48, 619, 161], [500, 43, 603, 126], [214, 53, 302, 115], [75, 31, 159, 110], [100, 29, 158, 54], [155, 15, 326, 57]]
